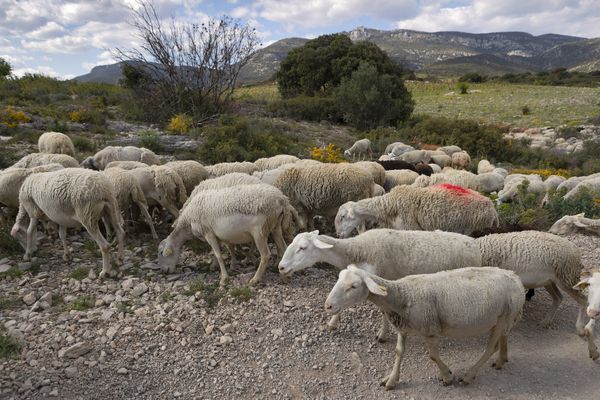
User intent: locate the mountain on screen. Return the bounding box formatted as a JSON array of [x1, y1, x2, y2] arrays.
[[74, 28, 600, 85]]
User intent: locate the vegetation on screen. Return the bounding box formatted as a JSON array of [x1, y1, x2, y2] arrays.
[[68, 267, 89, 280], [167, 114, 194, 134], [0, 57, 11, 79], [0, 220, 22, 257], [66, 295, 95, 311], [0, 327, 22, 359], [229, 286, 254, 302], [0, 266, 23, 280], [309, 143, 346, 163], [184, 279, 221, 308], [138, 130, 162, 152]]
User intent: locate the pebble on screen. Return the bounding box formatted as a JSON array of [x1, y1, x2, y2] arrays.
[[0, 264, 11, 273], [59, 342, 93, 359], [22, 292, 37, 306], [131, 282, 149, 297], [117, 367, 129, 375], [219, 335, 233, 345]]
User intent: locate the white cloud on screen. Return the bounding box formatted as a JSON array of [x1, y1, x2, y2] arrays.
[[12, 65, 61, 78]]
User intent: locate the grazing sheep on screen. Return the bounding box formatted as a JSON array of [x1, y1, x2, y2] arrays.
[[0, 164, 64, 210], [414, 162, 433, 176], [157, 184, 290, 286], [335, 184, 498, 238], [451, 151, 471, 170], [383, 170, 419, 191], [398, 150, 430, 164], [378, 154, 391, 161], [438, 145, 462, 156], [182, 173, 262, 212], [105, 161, 150, 170], [164, 160, 209, 196], [549, 213, 600, 236], [384, 142, 407, 155], [477, 159, 495, 174], [476, 231, 597, 359], [37, 131, 75, 156], [278, 229, 482, 338], [372, 183, 385, 197], [473, 171, 505, 193], [206, 161, 259, 177], [564, 177, 600, 200], [430, 154, 452, 168], [101, 168, 158, 240], [497, 175, 545, 203], [81, 146, 160, 170], [388, 144, 415, 158], [543, 175, 566, 192], [574, 267, 599, 359], [254, 155, 299, 171], [11, 169, 124, 278], [375, 160, 416, 172], [429, 163, 442, 173], [344, 139, 372, 161], [353, 161, 386, 186], [494, 167, 508, 178], [11, 153, 79, 169], [128, 165, 187, 218], [273, 163, 374, 230], [324, 266, 524, 388], [412, 170, 478, 190]]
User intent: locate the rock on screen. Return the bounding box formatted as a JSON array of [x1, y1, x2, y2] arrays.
[[106, 325, 119, 341], [59, 342, 93, 359], [22, 292, 37, 306], [17, 262, 31, 271], [122, 278, 135, 290], [131, 283, 148, 297], [220, 323, 233, 333], [64, 366, 78, 378], [219, 335, 233, 345], [88, 269, 97, 280], [140, 262, 160, 270], [205, 325, 214, 335], [0, 264, 11, 273], [117, 367, 128, 375], [49, 388, 59, 397]]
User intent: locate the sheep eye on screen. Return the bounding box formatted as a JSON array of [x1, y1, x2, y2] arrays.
[[350, 283, 358, 289]]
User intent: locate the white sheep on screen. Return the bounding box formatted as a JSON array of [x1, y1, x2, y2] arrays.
[[428, 163, 442, 174], [335, 184, 498, 238], [37, 131, 75, 156], [476, 231, 597, 359], [273, 163, 374, 230], [412, 170, 479, 190], [101, 168, 158, 240], [543, 174, 566, 192], [11, 169, 124, 278], [278, 229, 482, 339], [128, 165, 187, 218], [81, 146, 160, 170], [438, 145, 462, 156], [253, 155, 299, 171], [344, 138, 372, 161], [164, 160, 209, 196], [353, 161, 386, 186], [493, 167, 508, 178], [549, 213, 600, 236], [477, 159, 495, 174], [384, 142, 406, 155], [205, 161, 259, 177], [473, 171, 505, 193], [158, 184, 290, 286], [398, 149, 430, 164], [182, 172, 262, 211], [574, 267, 599, 359], [378, 154, 391, 161], [430, 153, 452, 168], [564, 176, 600, 200], [497, 175, 545, 203], [324, 266, 524, 388], [388, 143, 414, 158], [105, 160, 149, 170], [0, 164, 64, 210], [11, 153, 79, 169], [383, 170, 419, 191], [451, 150, 471, 169]]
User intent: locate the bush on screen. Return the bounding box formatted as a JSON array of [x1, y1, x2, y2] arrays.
[[69, 107, 106, 125], [71, 135, 95, 152], [309, 143, 346, 163], [268, 96, 342, 123], [457, 82, 469, 94], [0, 107, 30, 130], [458, 73, 487, 83], [510, 168, 570, 178], [521, 105, 531, 115], [138, 130, 162, 153], [167, 113, 194, 134]]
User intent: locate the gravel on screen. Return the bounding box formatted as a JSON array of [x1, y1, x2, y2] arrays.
[[1, 228, 599, 400]]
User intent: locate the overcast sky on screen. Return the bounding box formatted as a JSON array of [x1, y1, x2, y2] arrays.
[[1, 0, 599, 79]]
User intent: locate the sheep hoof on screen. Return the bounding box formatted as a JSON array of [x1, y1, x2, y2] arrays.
[[248, 277, 261, 287], [590, 349, 599, 360], [441, 375, 453, 386], [492, 360, 505, 370], [458, 375, 474, 385]]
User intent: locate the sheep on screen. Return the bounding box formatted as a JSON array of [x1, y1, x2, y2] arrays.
[[476, 231, 597, 359], [384, 142, 406, 155], [273, 163, 374, 230], [493, 167, 508, 178], [105, 161, 149, 170], [206, 161, 259, 177], [253, 155, 299, 171], [378, 154, 391, 161], [372, 183, 385, 197], [164, 160, 209, 196], [101, 168, 158, 240], [564, 177, 600, 201], [477, 159, 495, 174], [383, 170, 419, 191], [353, 161, 386, 186], [574, 267, 599, 359], [414, 162, 433, 176], [497, 175, 545, 203], [278, 229, 482, 339], [10, 169, 124, 278], [473, 171, 505, 193], [375, 160, 416, 172], [0, 164, 64, 210], [128, 165, 187, 219], [335, 184, 498, 238], [182, 173, 262, 212], [37, 131, 75, 156], [549, 213, 600, 236], [398, 150, 430, 164], [438, 145, 462, 156], [157, 184, 290, 286], [429, 163, 441, 173], [451, 150, 471, 169], [324, 265, 524, 388], [81, 146, 160, 170], [543, 174, 566, 192], [11, 153, 79, 169], [388, 143, 414, 158], [412, 170, 479, 190], [430, 153, 452, 168], [344, 139, 372, 161]]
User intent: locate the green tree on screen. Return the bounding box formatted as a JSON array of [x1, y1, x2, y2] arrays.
[[0, 57, 11, 79], [333, 62, 414, 130]]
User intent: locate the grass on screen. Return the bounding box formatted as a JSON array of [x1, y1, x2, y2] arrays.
[[0, 327, 22, 359], [82, 240, 101, 256], [234, 83, 280, 104], [66, 295, 95, 311], [159, 291, 175, 303], [0, 220, 22, 256], [184, 279, 221, 308], [229, 286, 254, 302], [116, 301, 132, 314], [68, 267, 89, 280], [0, 266, 23, 279], [0, 296, 21, 311]]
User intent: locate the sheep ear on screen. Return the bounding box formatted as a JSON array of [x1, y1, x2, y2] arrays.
[[309, 230, 319, 235], [313, 238, 333, 249], [573, 277, 590, 291], [364, 275, 388, 296], [575, 213, 585, 218]]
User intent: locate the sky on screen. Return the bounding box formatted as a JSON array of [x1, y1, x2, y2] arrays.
[[1, 0, 600, 80]]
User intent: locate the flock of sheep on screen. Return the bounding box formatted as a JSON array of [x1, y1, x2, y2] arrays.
[[1, 132, 599, 389]]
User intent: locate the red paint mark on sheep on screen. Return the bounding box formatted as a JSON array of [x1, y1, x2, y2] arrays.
[[435, 183, 472, 196]]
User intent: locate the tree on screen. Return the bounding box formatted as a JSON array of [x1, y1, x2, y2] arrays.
[[333, 62, 414, 130], [0, 57, 11, 79], [115, 1, 260, 123]]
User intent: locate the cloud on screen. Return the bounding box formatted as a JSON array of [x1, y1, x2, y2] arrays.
[[12, 65, 61, 78]]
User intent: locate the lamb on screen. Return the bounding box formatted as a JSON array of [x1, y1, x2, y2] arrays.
[[574, 267, 599, 359], [11, 153, 79, 169], [325, 266, 524, 388], [375, 160, 416, 172], [430, 153, 452, 168], [278, 229, 482, 339], [273, 163, 374, 230], [476, 231, 598, 359], [81, 146, 160, 170], [10, 168, 124, 278], [128, 165, 187, 218], [549, 213, 600, 236], [253, 155, 299, 171], [105, 161, 149, 170], [564, 176, 600, 200], [388, 143, 414, 158], [398, 150, 430, 164], [335, 184, 498, 238], [37, 131, 75, 156], [473, 171, 505, 193], [344, 138, 372, 161], [477, 159, 495, 174], [438, 145, 462, 156], [451, 150, 471, 169], [383, 170, 419, 191], [101, 168, 158, 240], [206, 161, 259, 177], [157, 184, 290, 286], [353, 161, 386, 186], [164, 160, 209, 196], [497, 175, 545, 203]]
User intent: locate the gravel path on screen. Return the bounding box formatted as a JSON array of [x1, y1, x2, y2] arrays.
[[1, 228, 599, 400]]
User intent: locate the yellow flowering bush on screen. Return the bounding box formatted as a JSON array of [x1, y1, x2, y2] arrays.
[[167, 113, 193, 134], [0, 107, 30, 129], [309, 143, 346, 163], [511, 168, 571, 178]]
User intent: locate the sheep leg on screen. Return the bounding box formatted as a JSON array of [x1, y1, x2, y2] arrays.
[[306, 212, 315, 231], [83, 222, 114, 279], [583, 319, 598, 360], [380, 333, 407, 390], [460, 325, 503, 385], [576, 306, 588, 336], [540, 282, 562, 327], [58, 225, 71, 261], [272, 224, 287, 259], [24, 216, 38, 261], [224, 244, 237, 270], [136, 201, 158, 240], [249, 231, 271, 286], [204, 233, 229, 287], [376, 312, 390, 342], [424, 336, 453, 385], [327, 313, 340, 331], [492, 335, 509, 369], [102, 216, 112, 240]]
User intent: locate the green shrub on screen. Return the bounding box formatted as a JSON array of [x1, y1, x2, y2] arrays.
[[458, 73, 487, 83], [69, 107, 106, 126], [71, 135, 95, 152], [268, 96, 342, 122], [184, 279, 221, 308], [68, 267, 89, 280], [66, 295, 95, 311], [167, 113, 194, 134], [521, 105, 531, 115], [138, 130, 162, 152], [0, 219, 21, 257], [457, 82, 469, 94], [229, 286, 254, 302], [0, 328, 22, 359]]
